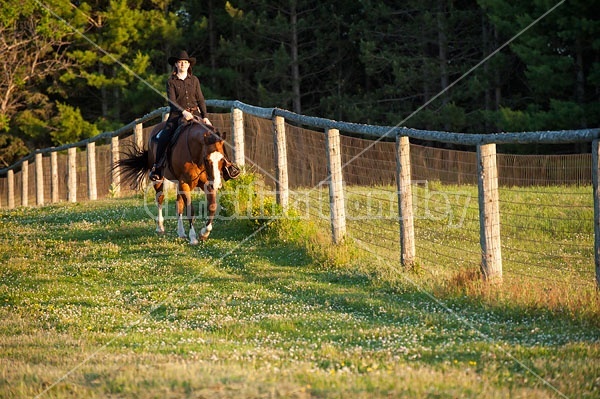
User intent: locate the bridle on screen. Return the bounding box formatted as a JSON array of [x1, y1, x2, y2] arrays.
[[201, 130, 224, 188]]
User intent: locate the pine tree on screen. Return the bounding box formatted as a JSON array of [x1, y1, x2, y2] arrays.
[[479, 0, 600, 131]]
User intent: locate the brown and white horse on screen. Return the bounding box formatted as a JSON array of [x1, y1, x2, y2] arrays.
[[115, 119, 229, 244]]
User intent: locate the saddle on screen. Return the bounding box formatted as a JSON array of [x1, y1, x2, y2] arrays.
[[152, 122, 185, 149]]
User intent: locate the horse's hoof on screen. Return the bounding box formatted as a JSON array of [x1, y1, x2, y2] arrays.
[[198, 225, 211, 242]]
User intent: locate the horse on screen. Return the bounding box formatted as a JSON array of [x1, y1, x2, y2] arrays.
[[115, 118, 236, 244]]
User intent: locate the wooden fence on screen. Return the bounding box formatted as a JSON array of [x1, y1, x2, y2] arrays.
[[1, 100, 599, 288]]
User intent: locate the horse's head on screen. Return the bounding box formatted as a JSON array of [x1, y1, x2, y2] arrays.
[[202, 129, 227, 192]]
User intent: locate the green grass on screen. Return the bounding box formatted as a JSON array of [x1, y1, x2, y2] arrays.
[[0, 183, 599, 398]]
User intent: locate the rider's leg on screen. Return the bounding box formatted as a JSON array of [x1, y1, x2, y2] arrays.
[[149, 119, 177, 181], [149, 137, 169, 181]]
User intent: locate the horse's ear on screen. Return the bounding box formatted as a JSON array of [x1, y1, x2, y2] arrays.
[[220, 131, 227, 140]]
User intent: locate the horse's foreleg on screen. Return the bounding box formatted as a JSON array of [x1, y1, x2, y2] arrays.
[[188, 200, 198, 245], [200, 190, 217, 241], [176, 191, 186, 239], [155, 183, 165, 235], [180, 183, 198, 245]]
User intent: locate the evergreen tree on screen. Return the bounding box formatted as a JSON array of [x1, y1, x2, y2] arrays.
[[61, 0, 180, 127], [1, 0, 599, 164], [479, 0, 600, 131]]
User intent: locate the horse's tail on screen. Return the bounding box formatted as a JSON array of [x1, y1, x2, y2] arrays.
[[113, 144, 150, 190]]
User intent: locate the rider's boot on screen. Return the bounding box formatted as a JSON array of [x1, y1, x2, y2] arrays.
[[149, 138, 168, 181]]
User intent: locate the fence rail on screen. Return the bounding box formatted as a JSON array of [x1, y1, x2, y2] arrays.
[[1, 100, 598, 289]]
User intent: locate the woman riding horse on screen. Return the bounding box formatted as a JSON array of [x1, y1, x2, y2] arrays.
[[115, 119, 234, 243], [115, 50, 240, 243], [150, 50, 212, 182]]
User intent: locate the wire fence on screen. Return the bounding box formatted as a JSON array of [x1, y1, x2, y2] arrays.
[[0, 104, 597, 292], [228, 112, 595, 291]]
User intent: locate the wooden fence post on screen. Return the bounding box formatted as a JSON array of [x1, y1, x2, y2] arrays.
[[68, 147, 77, 203], [232, 107, 245, 167], [111, 136, 120, 197], [396, 135, 415, 268], [7, 169, 14, 209], [87, 142, 97, 201], [35, 153, 44, 206], [21, 160, 28, 207], [477, 143, 502, 283], [51, 151, 59, 203], [592, 140, 600, 289], [273, 115, 289, 211], [325, 128, 346, 243], [134, 122, 144, 150]]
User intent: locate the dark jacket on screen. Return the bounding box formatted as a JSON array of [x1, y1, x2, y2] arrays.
[[166, 73, 208, 118]]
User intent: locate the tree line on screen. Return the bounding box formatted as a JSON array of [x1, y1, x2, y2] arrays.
[[1, 0, 599, 166]]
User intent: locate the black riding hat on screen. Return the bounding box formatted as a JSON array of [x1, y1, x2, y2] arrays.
[[168, 50, 196, 67]]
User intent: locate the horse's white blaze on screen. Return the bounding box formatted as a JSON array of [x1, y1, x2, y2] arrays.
[[208, 151, 224, 190]]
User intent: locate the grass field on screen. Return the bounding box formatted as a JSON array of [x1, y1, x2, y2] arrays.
[[0, 181, 599, 398]]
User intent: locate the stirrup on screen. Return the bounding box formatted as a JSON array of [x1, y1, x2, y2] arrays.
[[149, 165, 163, 181], [223, 163, 241, 181]]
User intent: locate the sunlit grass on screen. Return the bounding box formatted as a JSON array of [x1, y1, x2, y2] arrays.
[[327, 181, 598, 314], [0, 179, 599, 398]]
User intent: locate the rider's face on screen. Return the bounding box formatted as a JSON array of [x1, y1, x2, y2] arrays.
[[176, 60, 190, 73]]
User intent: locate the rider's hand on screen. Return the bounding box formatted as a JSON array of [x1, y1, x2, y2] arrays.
[[203, 117, 212, 126], [182, 110, 193, 121]]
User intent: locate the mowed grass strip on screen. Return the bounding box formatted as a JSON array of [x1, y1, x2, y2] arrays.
[[0, 195, 599, 398]]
